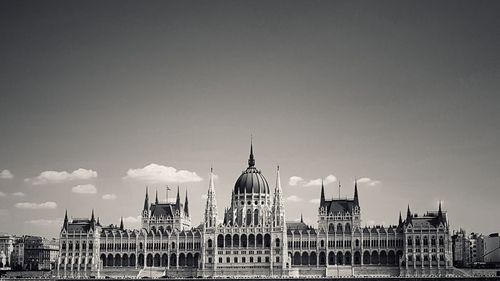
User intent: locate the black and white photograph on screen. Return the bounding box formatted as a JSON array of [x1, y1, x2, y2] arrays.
[[0, 0, 499, 280]]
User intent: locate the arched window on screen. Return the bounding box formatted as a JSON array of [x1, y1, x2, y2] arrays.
[[355, 239, 359, 247], [254, 209, 259, 225], [207, 239, 213, 248], [276, 238, 281, 247], [345, 223, 351, 233], [246, 209, 252, 226], [264, 234, 271, 247], [217, 234, 224, 248], [337, 223, 343, 233]]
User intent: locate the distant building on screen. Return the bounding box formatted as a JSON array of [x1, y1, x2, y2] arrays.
[[452, 229, 470, 267], [24, 236, 59, 270], [483, 233, 500, 265], [0, 233, 15, 269], [10, 236, 25, 270], [57, 143, 453, 278]]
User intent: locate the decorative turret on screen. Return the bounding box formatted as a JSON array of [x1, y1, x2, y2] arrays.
[[175, 186, 181, 213], [353, 179, 359, 206], [155, 189, 159, 205], [398, 211, 403, 227], [120, 217, 124, 230], [184, 190, 189, 217], [320, 180, 325, 207], [272, 165, 285, 226], [62, 209, 69, 231], [143, 186, 149, 212], [437, 200, 445, 223], [406, 204, 412, 225], [204, 167, 218, 228], [90, 209, 96, 230]]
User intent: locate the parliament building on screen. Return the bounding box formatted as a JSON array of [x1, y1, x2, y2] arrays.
[[56, 144, 453, 278]]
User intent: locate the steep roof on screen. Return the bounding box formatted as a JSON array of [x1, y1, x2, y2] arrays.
[[150, 202, 180, 218], [321, 198, 357, 214]]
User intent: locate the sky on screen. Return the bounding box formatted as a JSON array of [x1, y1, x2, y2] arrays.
[[0, 0, 499, 238]]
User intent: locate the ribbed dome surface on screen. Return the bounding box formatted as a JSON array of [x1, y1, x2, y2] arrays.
[[234, 166, 270, 195]]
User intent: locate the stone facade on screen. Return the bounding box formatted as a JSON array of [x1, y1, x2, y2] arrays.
[[56, 145, 453, 278]]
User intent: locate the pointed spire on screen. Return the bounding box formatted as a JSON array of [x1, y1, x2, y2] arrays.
[[184, 190, 189, 217], [91, 209, 95, 221], [300, 213, 304, 223], [155, 189, 159, 205], [205, 167, 218, 228], [438, 200, 444, 222], [248, 136, 255, 167], [175, 186, 181, 212], [63, 209, 69, 230], [398, 211, 403, 226], [120, 217, 124, 230], [320, 180, 325, 206], [143, 186, 149, 211], [97, 216, 100, 225], [407, 204, 411, 218], [353, 178, 359, 206]]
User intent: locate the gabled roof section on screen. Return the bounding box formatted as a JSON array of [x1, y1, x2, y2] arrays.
[[321, 198, 357, 214], [150, 202, 181, 218]]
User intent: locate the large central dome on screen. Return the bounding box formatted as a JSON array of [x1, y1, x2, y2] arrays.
[[233, 143, 270, 195]]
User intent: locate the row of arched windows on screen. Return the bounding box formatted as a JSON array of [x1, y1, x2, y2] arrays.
[[213, 234, 276, 248]]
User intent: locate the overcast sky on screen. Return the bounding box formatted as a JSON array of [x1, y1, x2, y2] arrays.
[[0, 0, 499, 238]]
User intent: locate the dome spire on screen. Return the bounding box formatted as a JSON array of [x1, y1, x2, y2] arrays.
[[248, 135, 255, 167]]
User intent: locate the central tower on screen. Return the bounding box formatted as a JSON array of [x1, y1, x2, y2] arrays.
[[225, 140, 272, 226]]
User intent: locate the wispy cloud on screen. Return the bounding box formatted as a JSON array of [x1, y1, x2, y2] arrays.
[[15, 201, 57, 209], [357, 177, 381, 187], [0, 169, 14, 179], [102, 193, 117, 200], [122, 216, 141, 228], [72, 184, 97, 194], [124, 163, 202, 184], [288, 176, 303, 186], [286, 195, 302, 202], [309, 198, 320, 204], [12, 192, 26, 196], [25, 168, 97, 185], [0, 191, 6, 197], [26, 218, 63, 226], [304, 174, 337, 187]]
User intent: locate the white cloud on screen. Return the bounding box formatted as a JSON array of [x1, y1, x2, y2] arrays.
[[122, 216, 141, 228], [304, 174, 337, 187], [309, 198, 320, 204], [358, 177, 371, 183], [286, 195, 302, 202], [124, 163, 202, 184], [357, 177, 382, 187], [26, 168, 97, 185], [15, 201, 57, 209], [0, 191, 6, 197], [102, 193, 117, 200], [25, 218, 63, 226], [12, 192, 26, 196], [0, 169, 14, 179], [72, 184, 97, 194], [288, 176, 303, 186]]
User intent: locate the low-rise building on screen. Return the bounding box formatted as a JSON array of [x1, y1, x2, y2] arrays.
[[483, 233, 500, 266], [0, 233, 15, 269], [24, 236, 59, 270]]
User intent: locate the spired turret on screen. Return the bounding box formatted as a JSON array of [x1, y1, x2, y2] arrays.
[[141, 185, 191, 231]]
